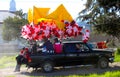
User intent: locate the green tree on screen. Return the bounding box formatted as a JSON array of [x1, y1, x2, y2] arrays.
[[2, 10, 28, 42], [15, 9, 26, 18], [78, 0, 120, 39]]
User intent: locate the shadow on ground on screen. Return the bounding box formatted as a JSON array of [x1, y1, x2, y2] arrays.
[[20, 64, 120, 76]]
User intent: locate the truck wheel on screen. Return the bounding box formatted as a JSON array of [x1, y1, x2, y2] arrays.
[[41, 61, 54, 73], [98, 57, 108, 69]]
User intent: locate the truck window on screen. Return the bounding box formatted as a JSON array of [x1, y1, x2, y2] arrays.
[[63, 43, 77, 53], [75, 43, 90, 52], [82, 44, 89, 52]]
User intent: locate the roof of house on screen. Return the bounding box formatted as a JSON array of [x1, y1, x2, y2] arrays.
[[0, 10, 16, 23]]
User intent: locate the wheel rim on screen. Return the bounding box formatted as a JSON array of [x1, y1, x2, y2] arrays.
[[100, 60, 108, 68], [43, 63, 52, 72]]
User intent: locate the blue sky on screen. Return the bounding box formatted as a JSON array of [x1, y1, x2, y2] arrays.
[[0, 0, 86, 19]]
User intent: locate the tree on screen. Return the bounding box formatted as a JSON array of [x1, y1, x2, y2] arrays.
[[14, 9, 26, 18], [78, 0, 120, 39], [2, 10, 28, 42]]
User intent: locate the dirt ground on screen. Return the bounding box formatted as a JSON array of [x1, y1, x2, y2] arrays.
[[0, 62, 120, 77]]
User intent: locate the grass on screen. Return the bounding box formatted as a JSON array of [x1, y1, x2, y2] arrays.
[[81, 71, 120, 77], [115, 47, 120, 62], [0, 55, 16, 68], [115, 54, 120, 62]]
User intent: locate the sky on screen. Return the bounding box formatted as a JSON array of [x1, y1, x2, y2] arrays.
[[0, 0, 86, 19]]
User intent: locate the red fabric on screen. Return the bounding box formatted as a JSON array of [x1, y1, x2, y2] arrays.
[[97, 42, 107, 49], [53, 42, 62, 54], [97, 42, 103, 49], [20, 48, 31, 62]]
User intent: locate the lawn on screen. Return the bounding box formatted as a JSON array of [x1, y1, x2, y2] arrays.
[[115, 54, 120, 62], [115, 47, 120, 62], [0, 55, 16, 68], [62, 71, 120, 77]]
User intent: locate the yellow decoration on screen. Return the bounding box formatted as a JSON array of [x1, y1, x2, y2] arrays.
[[33, 6, 50, 24], [27, 8, 33, 23], [37, 18, 47, 22], [46, 4, 73, 30]]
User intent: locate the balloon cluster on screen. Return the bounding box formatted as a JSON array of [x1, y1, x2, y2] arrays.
[[21, 20, 90, 42], [21, 20, 60, 40], [62, 20, 82, 38]]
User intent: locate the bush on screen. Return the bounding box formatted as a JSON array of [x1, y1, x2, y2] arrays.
[[116, 48, 120, 55]]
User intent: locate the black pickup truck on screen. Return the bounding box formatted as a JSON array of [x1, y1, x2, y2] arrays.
[[26, 41, 114, 72]]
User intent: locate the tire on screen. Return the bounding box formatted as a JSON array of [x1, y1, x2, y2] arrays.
[[98, 57, 109, 69], [41, 61, 54, 73]]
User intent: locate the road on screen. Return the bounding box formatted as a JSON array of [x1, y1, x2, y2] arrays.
[[0, 62, 120, 77]]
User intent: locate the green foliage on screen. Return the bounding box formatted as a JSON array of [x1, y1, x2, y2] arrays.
[[115, 47, 120, 62], [94, 14, 120, 38], [98, 0, 120, 11], [101, 71, 120, 77], [116, 48, 120, 55], [2, 10, 28, 41], [14, 9, 26, 18], [78, 0, 120, 39]]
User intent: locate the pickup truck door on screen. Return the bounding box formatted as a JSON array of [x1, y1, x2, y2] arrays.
[[51, 53, 66, 66], [78, 51, 93, 64], [63, 43, 97, 66], [63, 43, 81, 66], [77, 44, 97, 64], [65, 52, 78, 66]]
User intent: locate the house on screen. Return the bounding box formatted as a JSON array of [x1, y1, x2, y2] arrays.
[[0, 0, 19, 53]]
